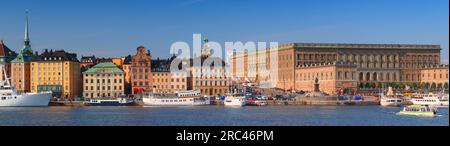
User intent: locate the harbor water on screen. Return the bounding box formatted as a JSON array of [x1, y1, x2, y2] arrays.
[[0, 106, 448, 126]]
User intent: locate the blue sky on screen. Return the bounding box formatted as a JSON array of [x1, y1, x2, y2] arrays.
[[0, 0, 448, 63]]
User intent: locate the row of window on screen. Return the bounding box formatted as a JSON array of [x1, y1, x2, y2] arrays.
[[84, 85, 123, 91], [195, 81, 228, 86], [84, 74, 123, 77], [84, 79, 123, 84]]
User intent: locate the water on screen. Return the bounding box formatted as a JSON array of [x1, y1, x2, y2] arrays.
[[0, 106, 448, 126]]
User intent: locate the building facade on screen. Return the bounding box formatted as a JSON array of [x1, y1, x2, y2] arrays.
[[231, 43, 441, 92], [30, 49, 81, 98], [420, 65, 449, 86], [130, 46, 152, 94], [295, 62, 358, 94], [82, 62, 125, 98], [151, 57, 189, 93]]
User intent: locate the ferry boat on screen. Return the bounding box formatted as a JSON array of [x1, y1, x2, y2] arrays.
[[84, 98, 136, 106], [380, 87, 403, 107], [246, 99, 268, 106], [224, 93, 246, 107], [0, 68, 52, 107], [143, 90, 210, 106], [411, 98, 448, 107], [398, 105, 437, 117]]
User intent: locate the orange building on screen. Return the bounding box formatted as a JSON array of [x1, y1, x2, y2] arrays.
[[130, 46, 152, 94], [420, 65, 449, 86]]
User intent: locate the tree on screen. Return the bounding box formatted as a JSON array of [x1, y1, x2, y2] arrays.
[[359, 83, 365, 89], [424, 82, 430, 90], [431, 82, 437, 90], [444, 82, 449, 90], [365, 82, 372, 89], [437, 83, 443, 90]]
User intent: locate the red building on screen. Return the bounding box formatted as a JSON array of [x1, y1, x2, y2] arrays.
[[130, 46, 152, 95]]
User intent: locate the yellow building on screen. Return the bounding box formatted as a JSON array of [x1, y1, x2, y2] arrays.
[[420, 65, 449, 86], [30, 49, 81, 98]]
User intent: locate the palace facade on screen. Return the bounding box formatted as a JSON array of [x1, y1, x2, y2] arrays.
[[420, 64, 449, 86], [231, 43, 442, 94]]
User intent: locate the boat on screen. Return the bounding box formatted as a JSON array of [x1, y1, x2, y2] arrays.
[[224, 95, 246, 106], [380, 87, 403, 107], [398, 105, 437, 117], [246, 99, 268, 106], [84, 98, 136, 106], [0, 67, 52, 107], [143, 90, 210, 106], [411, 98, 448, 107]]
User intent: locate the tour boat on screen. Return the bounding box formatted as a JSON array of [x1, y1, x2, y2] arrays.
[[224, 94, 246, 107], [380, 87, 403, 107], [246, 99, 268, 106], [143, 90, 210, 106], [411, 98, 448, 107], [0, 68, 52, 107], [398, 105, 437, 117], [84, 98, 136, 106]]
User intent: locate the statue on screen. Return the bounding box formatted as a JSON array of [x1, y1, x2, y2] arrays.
[[314, 78, 320, 92]]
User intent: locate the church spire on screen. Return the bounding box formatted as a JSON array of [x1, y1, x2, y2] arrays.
[[22, 9, 32, 55], [24, 10, 30, 48]]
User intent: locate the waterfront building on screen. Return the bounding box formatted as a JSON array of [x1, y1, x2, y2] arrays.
[[191, 37, 230, 96], [0, 40, 17, 83], [420, 64, 449, 86], [130, 46, 152, 94], [151, 56, 190, 93], [121, 56, 132, 95], [30, 49, 81, 98], [231, 43, 441, 92], [11, 12, 35, 92], [82, 62, 125, 98], [295, 62, 358, 94]]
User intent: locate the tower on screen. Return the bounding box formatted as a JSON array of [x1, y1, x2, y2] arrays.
[[201, 36, 211, 57], [10, 10, 35, 92]]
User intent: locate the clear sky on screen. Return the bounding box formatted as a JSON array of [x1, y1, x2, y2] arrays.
[[0, 0, 448, 63]]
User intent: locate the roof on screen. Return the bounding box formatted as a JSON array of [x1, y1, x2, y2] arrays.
[[83, 62, 124, 74], [0, 40, 17, 57], [283, 43, 441, 50], [33, 49, 78, 62]]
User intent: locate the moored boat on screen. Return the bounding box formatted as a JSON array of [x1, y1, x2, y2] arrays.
[[380, 87, 403, 107], [246, 99, 268, 106], [398, 105, 437, 117], [143, 90, 210, 106], [84, 98, 136, 106], [0, 67, 52, 107]]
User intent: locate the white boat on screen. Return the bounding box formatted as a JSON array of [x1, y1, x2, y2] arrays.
[[411, 90, 449, 107], [143, 90, 210, 106], [0, 67, 52, 107], [380, 87, 403, 107], [380, 97, 403, 107], [224, 92, 246, 107], [411, 98, 448, 107], [84, 98, 136, 106]]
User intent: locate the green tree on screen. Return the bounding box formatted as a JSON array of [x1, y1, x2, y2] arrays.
[[437, 83, 443, 90], [444, 82, 449, 90], [431, 82, 437, 90], [424, 82, 430, 90]]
